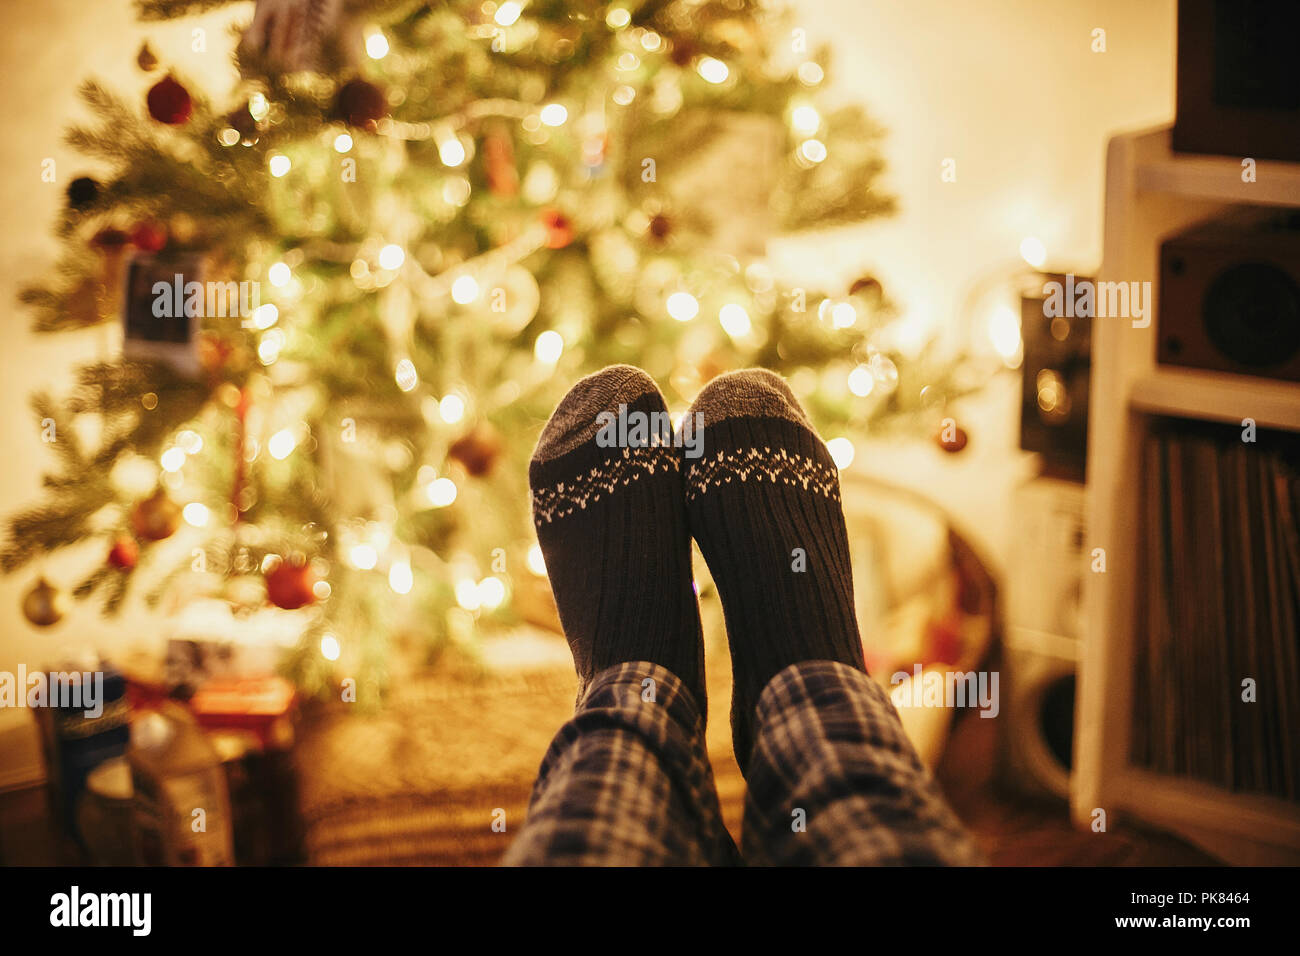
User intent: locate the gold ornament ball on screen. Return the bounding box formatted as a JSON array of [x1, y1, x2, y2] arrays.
[[22, 577, 65, 627], [136, 41, 158, 72], [131, 488, 182, 541]]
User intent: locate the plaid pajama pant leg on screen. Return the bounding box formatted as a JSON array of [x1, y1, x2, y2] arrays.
[[741, 661, 984, 866], [503, 661, 740, 866]]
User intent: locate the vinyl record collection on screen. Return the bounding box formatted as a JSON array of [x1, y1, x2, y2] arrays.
[[1134, 418, 1300, 801]]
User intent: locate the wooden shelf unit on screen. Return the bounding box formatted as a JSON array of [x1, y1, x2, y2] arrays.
[[1073, 125, 1300, 865]]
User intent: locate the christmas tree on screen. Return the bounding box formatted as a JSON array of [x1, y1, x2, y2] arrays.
[[5, 0, 975, 698]]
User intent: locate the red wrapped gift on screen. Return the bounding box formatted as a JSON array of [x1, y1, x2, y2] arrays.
[[187, 677, 296, 750]]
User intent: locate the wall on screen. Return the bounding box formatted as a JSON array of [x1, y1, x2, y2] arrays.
[[773, 0, 1176, 344]]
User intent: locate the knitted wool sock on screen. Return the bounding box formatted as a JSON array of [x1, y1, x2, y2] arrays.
[[530, 365, 706, 714], [684, 369, 866, 766]]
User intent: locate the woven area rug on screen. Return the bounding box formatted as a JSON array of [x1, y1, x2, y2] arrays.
[[294, 628, 748, 865]]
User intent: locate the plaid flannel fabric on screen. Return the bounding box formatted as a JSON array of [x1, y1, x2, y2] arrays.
[[742, 661, 984, 866], [502, 661, 741, 866], [504, 659, 982, 866]]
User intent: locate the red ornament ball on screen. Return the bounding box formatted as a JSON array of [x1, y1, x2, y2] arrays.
[[335, 78, 387, 130], [130, 221, 167, 253], [647, 214, 673, 242], [108, 536, 139, 570], [541, 208, 574, 249], [265, 557, 318, 610], [448, 424, 503, 477], [849, 276, 883, 299], [147, 75, 192, 125], [669, 39, 698, 67], [936, 422, 969, 453]]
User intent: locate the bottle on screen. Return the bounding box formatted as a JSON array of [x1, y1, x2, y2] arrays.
[[128, 702, 234, 866]]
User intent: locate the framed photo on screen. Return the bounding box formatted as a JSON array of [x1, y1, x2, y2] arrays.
[[121, 253, 203, 376]]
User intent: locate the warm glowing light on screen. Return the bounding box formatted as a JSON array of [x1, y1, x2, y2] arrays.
[[251, 303, 279, 330], [395, 358, 418, 392], [827, 437, 856, 470], [831, 302, 857, 329], [268, 154, 291, 177], [443, 177, 472, 206], [320, 634, 341, 661], [1019, 236, 1047, 269], [379, 244, 405, 270], [477, 576, 506, 609], [527, 544, 547, 576], [350, 543, 379, 570], [605, 7, 630, 28], [989, 304, 1022, 360], [333, 133, 353, 153], [718, 303, 752, 338], [268, 428, 297, 460], [427, 477, 457, 507], [365, 31, 390, 59], [698, 57, 729, 84], [797, 62, 824, 86], [160, 447, 186, 473], [455, 577, 481, 610], [666, 291, 699, 322], [176, 430, 203, 454], [183, 502, 210, 527], [494, 1, 522, 26], [258, 329, 284, 365], [439, 138, 466, 168], [848, 365, 875, 397], [871, 354, 900, 393], [534, 330, 564, 364], [268, 262, 290, 287], [439, 393, 466, 423], [248, 92, 269, 121], [389, 560, 413, 594], [799, 139, 827, 164], [539, 103, 568, 127], [451, 274, 479, 303], [791, 105, 820, 134]]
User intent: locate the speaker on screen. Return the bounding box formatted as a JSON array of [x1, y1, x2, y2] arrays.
[[1158, 212, 1300, 382], [1173, 0, 1300, 162], [997, 477, 1085, 800], [1019, 274, 1091, 482]]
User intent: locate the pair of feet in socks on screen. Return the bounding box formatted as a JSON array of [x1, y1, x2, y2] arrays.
[[529, 365, 867, 766]]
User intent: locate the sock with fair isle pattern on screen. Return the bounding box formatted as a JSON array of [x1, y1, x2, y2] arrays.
[[684, 369, 866, 767], [529, 365, 706, 713]]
